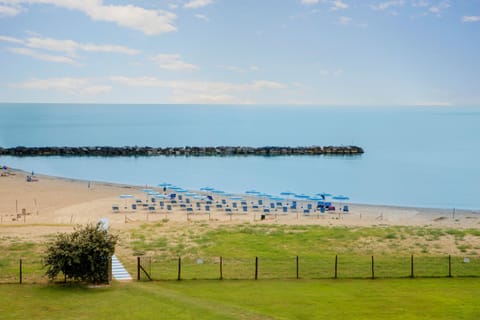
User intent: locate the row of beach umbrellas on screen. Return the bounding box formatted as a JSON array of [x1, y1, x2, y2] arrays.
[[120, 183, 349, 206]]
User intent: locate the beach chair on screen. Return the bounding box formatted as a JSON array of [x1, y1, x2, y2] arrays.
[[282, 206, 288, 214], [112, 204, 120, 213], [131, 204, 137, 210], [221, 199, 227, 205], [186, 207, 193, 213], [307, 203, 312, 210], [225, 208, 232, 214], [136, 199, 142, 204], [180, 204, 186, 209], [167, 205, 172, 211], [263, 208, 270, 214], [343, 205, 349, 212], [186, 198, 190, 204], [270, 203, 275, 209], [258, 199, 263, 205], [205, 205, 210, 212], [216, 204, 223, 209], [320, 207, 326, 214], [303, 209, 311, 216], [242, 206, 248, 214], [232, 202, 237, 209], [151, 197, 156, 203], [148, 206, 156, 212], [178, 195, 183, 201]]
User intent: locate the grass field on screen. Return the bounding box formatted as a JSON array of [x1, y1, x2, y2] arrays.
[[1, 279, 479, 319], [1, 223, 480, 319]]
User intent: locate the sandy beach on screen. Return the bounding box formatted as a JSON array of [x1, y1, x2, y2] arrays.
[[1, 168, 479, 241]]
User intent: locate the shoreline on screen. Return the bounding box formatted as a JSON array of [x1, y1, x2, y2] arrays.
[[0, 168, 478, 234]]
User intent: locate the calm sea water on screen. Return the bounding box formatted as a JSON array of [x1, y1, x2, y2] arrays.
[[1, 103, 479, 209]]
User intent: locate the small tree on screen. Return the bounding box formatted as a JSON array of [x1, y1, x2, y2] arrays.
[[44, 222, 118, 284]]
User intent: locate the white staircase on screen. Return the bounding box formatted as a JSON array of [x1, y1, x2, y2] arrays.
[[111, 255, 132, 281]]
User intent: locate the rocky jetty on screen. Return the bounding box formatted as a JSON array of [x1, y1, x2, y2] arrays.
[[0, 145, 364, 157]]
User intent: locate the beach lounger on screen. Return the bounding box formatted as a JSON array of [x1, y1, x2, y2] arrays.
[[180, 204, 186, 208], [131, 204, 137, 210], [167, 205, 172, 211], [343, 205, 349, 212], [282, 206, 288, 214], [225, 208, 232, 214], [303, 209, 311, 215], [263, 208, 270, 214], [258, 199, 263, 205], [307, 204, 312, 210], [232, 202, 237, 208], [186, 207, 193, 213], [205, 205, 210, 212], [221, 199, 227, 205], [112, 204, 120, 213], [178, 195, 183, 201], [216, 204, 223, 209], [270, 203, 275, 209], [136, 199, 142, 204], [242, 206, 248, 213], [148, 206, 155, 212]]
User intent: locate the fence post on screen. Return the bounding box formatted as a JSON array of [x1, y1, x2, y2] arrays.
[[334, 255, 338, 279], [448, 255, 452, 277], [410, 255, 414, 278], [137, 257, 140, 281], [371, 255, 375, 279], [255, 257, 258, 280], [177, 257, 182, 281], [19, 258, 23, 284], [219, 256, 223, 280], [296, 256, 299, 280]]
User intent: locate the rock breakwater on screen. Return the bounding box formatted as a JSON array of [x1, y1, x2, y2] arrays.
[[0, 145, 364, 157]]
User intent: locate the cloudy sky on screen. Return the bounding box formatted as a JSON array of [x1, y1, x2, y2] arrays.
[[0, 0, 479, 105]]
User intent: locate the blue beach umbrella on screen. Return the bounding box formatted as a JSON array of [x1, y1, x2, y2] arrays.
[[245, 190, 260, 195], [212, 190, 225, 194], [158, 182, 171, 187], [120, 194, 134, 208], [200, 187, 215, 191], [154, 194, 168, 199], [295, 193, 310, 199], [185, 192, 197, 197], [333, 195, 349, 201], [230, 196, 244, 201], [280, 191, 295, 197], [141, 188, 154, 193], [269, 196, 285, 201], [333, 195, 350, 210]]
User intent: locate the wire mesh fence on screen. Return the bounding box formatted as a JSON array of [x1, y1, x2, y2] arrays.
[[2, 255, 480, 284], [138, 255, 480, 281]]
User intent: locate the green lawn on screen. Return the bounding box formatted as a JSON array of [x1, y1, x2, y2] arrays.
[[1, 278, 479, 319]]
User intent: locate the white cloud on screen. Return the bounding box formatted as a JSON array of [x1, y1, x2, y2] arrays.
[[0, 35, 23, 44], [319, 68, 343, 76], [15, 77, 112, 95], [412, 0, 429, 7], [429, 1, 450, 15], [150, 54, 198, 71], [462, 16, 480, 23], [194, 13, 209, 22], [0, 4, 21, 16], [0, 34, 140, 58], [5, 0, 177, 35], [184, 0, 213, 9], [338, 16, 352, 25], [331, 0, 348, 10], [301, 0, 319, 4], [371, 0, 405, 11], [219, 65, 260, 73], [110, 76, 286, 104], [8, 47, 78, 64]]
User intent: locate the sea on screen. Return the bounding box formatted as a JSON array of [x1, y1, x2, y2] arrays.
[[1, 103, 479, 210]]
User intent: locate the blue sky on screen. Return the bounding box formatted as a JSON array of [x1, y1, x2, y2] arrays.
[[0, 0, 479, 105]]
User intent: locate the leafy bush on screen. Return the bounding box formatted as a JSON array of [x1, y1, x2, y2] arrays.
[[44, 223, 118, 284]]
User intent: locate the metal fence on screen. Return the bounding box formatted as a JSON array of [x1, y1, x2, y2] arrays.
[[2, 255, 479, 284], [136, 255, 480, 281]]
